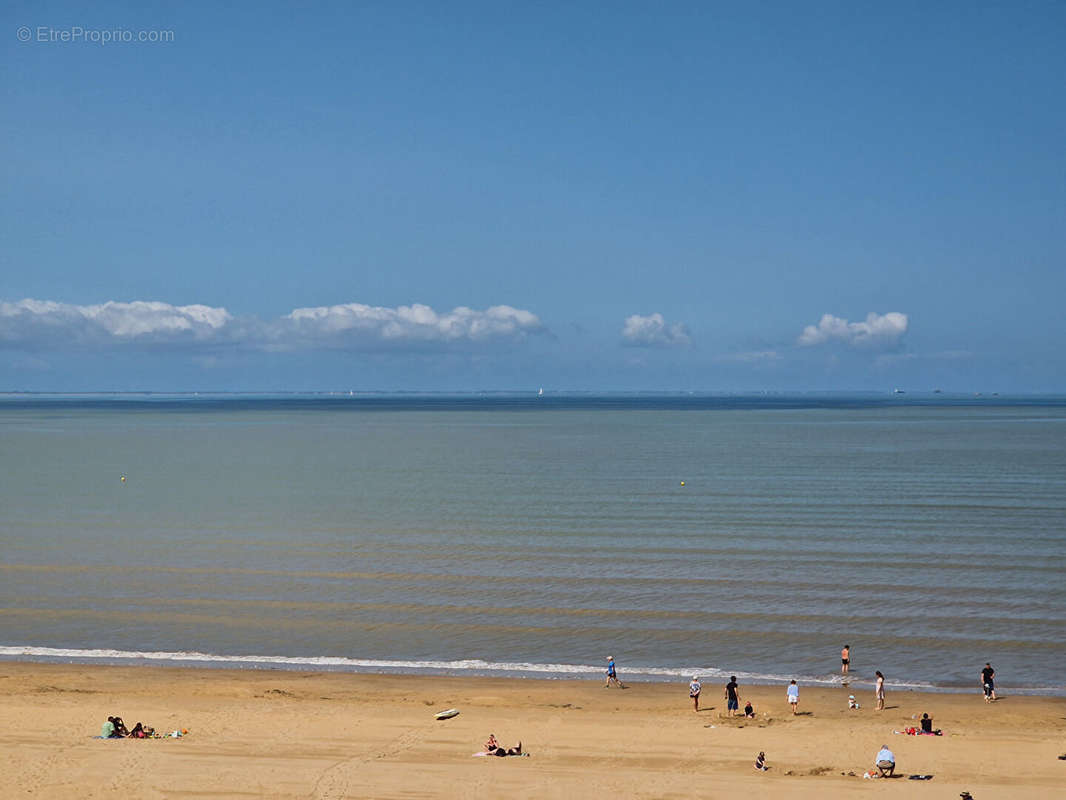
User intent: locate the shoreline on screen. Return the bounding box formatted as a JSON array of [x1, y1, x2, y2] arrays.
[[4, 647, 1064, 697], [2, 661, 1064, 798]]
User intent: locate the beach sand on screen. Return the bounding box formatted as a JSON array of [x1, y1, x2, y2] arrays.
[[1, 662, 1062, 798]]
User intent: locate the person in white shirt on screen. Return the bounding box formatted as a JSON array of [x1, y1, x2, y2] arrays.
[[875, 745, 895, 776], [688, 676, 701, 711]]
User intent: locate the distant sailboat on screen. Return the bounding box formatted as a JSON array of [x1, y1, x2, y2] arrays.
[[537, 387, 544, 397]]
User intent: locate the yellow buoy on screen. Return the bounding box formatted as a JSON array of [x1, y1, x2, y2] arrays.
[[680, 481, 685, 486], [120, 476, 126, 482]]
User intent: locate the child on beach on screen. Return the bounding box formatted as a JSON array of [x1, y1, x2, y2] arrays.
[[744, 701, 755, 718], [786, 680, 799, 714], [689, 676, 701, 711], [605, 656, 625, 688], [754, 751, 768, 771], [849, 695, 860, 709]]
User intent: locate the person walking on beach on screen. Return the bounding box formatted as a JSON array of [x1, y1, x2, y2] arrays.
[[841, 644, 850, 676], [689, 676, 701, 711], [724, 675, 740, 717], [875, 670, 885, 711], [605, 655, 625, 688], [786, 680, 799, 714], [981, 663, 996, 702]]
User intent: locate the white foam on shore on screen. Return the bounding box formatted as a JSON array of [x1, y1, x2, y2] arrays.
[[0, 644, 949, 691]]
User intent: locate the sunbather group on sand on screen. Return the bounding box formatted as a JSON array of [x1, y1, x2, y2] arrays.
[[100, 716, 186, 739]]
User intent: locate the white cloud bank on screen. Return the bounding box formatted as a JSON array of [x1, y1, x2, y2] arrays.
[[0, 298, 544, 351], [621, 313, 691, 348], [798, 312, 908, 348], [285, 303, 542, 346], [0, 299, 232, 346]]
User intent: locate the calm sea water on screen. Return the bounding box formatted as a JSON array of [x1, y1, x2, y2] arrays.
[[2, 394, 1064, 694]]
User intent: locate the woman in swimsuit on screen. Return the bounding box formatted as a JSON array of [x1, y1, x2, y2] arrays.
[[875, 671, 885, 711]]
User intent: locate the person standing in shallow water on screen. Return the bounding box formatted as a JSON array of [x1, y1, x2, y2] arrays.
[[875, 670, 885, 711], [841, 644, 850, 676]]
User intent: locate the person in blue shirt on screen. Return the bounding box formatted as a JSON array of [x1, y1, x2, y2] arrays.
[[605, 655, 625, 688]]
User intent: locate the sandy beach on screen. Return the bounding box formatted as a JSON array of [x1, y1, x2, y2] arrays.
[[0, 662, 1063, 799]]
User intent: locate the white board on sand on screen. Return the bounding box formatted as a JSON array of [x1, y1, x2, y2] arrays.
[[434, 708, 460, 720]]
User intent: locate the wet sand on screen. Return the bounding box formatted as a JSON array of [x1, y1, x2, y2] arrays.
[[1, 662, 1063, 798]]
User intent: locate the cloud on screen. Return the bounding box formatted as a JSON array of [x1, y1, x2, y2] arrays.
[[715, 349, 782, 364], [282, 303, 543, 349], [875, 349, 973, 367], [0, 298, 544, 352], [621, 313, 691, 348], [798, 312, 908, 348], [0, 299, 232, 348]]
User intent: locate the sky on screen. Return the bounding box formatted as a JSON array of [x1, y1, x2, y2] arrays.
[[2, 1, 1064, 392]]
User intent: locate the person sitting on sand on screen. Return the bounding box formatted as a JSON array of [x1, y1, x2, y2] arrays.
[[848, 694, 860, 709], [754, 751, 768, 771], [112, 716, 129, 736], [918, 713, 942, 735], [484, 734, 499, 753], [744, 701, 755, 718], [875, 744, 895, 777], [128, 722, 146, 739], [101, 717, 119, 738]]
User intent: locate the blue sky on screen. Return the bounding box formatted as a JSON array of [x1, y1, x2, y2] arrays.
[[2, 1, 1064, 391]]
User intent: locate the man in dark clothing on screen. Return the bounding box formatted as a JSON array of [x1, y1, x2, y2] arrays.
[[981, 663, 996, 701], [724, 676, 740, 716]]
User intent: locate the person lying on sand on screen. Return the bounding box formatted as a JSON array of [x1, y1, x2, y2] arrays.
[[493, 741, 524, 757], [481, 736, 526, 757]]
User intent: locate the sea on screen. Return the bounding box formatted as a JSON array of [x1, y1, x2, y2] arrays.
[[1, 393, 1064, 696]]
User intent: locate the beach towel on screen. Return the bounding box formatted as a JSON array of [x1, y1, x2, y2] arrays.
[[908, 774, 934, 780]]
